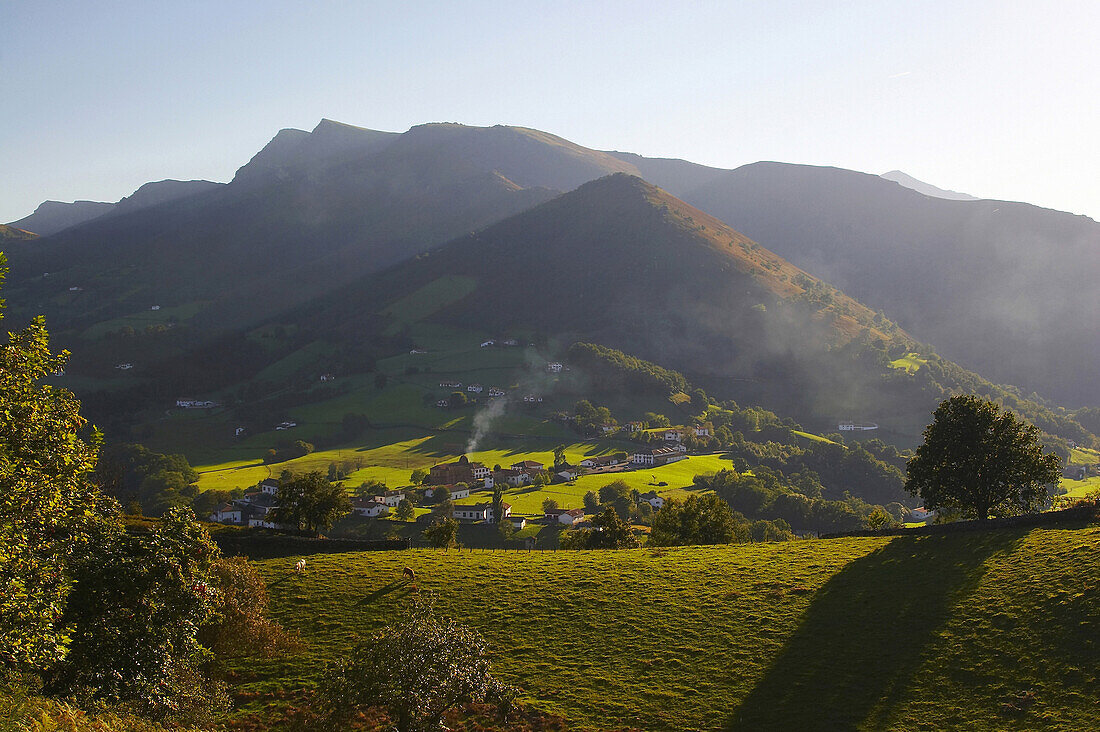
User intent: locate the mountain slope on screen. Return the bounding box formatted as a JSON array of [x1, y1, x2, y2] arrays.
[[684, 162, 1100, 405], [0, 224, 37, 243], [880, 170, 979, 200], [7, 200, 115, 236]]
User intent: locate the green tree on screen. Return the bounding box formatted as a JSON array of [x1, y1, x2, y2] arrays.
[[552, 444, 567, 469], [0, 253, 106, 672], [394, 498, 415, 522], [491, 485, 505, 525], [320, 595, 514, 731], [542, 497, 559, 513], [354, 479, 387, 498], [272, 472, 351, 536], [649, 494, 743, 546], [589, 506, 639, 549], [410, 468, 429, 485], [906, 395, 1062, 520], [423, 518, 458, 549], [583, 491, 600, 511]]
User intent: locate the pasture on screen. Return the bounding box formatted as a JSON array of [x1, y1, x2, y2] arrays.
[[230, 522, 1100, 731]]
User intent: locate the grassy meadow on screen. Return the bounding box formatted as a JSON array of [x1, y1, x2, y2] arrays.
[[229, 521, 1100, 731]]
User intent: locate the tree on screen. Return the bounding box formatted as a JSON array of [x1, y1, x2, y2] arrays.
[[491, 485, 505, 525], [272, 472, 351, 536], [200, 556, 300, 659], [590, 506, 639, 548], [0, 252, 107, 673], [542, 498, 559, 513], [906, 395, 1062, 520], [410, 468, 429, 485], [583, 491, 600, 511], [649, 494, 743, 546], [394, 498, 415, 522], [552, 444, 566, 469], [320, 595, 514, 731], [423, 518, 458, 548], [354, 479, 387, 498]]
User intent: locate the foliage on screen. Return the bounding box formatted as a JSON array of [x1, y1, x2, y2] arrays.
[[567, 342, 689, 394], [423, 518, 459, 548], [541, 498, 559, 513], [94, 443, 200, 517], [561, 507, 638, 549], [199, 556, 301, 660], [319, 595, 515, 731], [906, 396, 1063, 520], [394, 498, 415, 521], [410, 468, 429, 485], [271, 471, 351, 536], [649, 494, 746, 546], [45, 508, 228, 723], [0, 252, 106, 673]]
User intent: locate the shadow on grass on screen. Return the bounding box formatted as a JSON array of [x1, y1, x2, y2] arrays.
[[356, 579, 413, 606], [727, 530, 1025, 731]]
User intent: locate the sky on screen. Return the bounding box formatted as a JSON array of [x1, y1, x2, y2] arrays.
[[2, 0, 1099, 222]]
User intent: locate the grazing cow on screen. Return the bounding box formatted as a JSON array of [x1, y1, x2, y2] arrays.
[[402, 567, 415, 581], [295, 559, 306, 573]]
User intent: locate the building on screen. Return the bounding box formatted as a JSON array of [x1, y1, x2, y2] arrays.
[[488, 387, 506, 397], [275, 421, 298, 430], [631, 446, 686, 467], [439, 380, 462, 388], [546, 362, 563, 373], [510, 516, 527, 529], [554, 466, 580, 482], [235, 426, 246, 437], [150, 305, 161, 311], [544, 507, 585, 525], [838, 421, 879, 431], [176, 398, 217, 409], [320, 373, 336, 382], [659, 429, 684, 443], [480, 340, 495, 348], [352, 497, 390, 518], [510, 460, 545, 472], [522, 394, 544, 403], [453, 502, 512, 522], [467, 383, 484, 394], [378, 489, 406, 507], [693, 425, 711, 437], [579, 455, 622, 469], [209, 504, 242, 524], [493, 469, 530, 487], [642, 493, 665, 509]]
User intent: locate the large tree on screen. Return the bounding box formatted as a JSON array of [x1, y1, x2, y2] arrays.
[[649, 494, 744, 546], [272, 471, 351, 535], [0, 253, 106, 672], [906, 395, 1062, 520]]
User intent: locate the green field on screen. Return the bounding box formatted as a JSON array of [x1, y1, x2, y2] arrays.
[[1069, 447, 1100, 465], [888, 352, 929, 374], [1059, 475, 1100, 501], [231, 522, 1100, 731]]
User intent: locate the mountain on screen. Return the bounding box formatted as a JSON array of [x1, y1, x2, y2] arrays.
[[108, 179, 225, 217], [683, 162, 1100, 406], [880, 170, 979, 200], [605, 150, 729, 196], [0, 224, 37, 243], [8, 200, 115, 236]]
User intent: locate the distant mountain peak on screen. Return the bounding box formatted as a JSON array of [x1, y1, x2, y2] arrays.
[[880, 170, 979, 201]]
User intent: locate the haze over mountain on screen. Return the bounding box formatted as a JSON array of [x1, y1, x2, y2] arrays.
[[880, 170, 979, 201], [6, 179, 224, 236], [682, 163, 1100, 406], [4, 118, 1097, 420]]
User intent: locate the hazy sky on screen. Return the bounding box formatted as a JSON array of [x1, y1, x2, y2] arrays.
[[3, 0, 1098, 222]]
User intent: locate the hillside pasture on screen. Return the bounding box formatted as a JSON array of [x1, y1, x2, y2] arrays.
[[233, 523, 1100, 731], [888, 352, 929, 373]]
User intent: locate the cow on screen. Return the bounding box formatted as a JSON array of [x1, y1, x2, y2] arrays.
[[402, 567, 415, 581], [295, 559, 306, 573]]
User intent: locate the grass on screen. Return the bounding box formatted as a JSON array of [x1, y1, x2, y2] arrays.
[[1059, 475, 1100, 501], [231, 522, 1100, 731], [888, 352, 929, 374], [792, 430, 837, 444], [1069, 447, 1100, 465], [80, 300, 210, 339], [381, 275, 479, 331]]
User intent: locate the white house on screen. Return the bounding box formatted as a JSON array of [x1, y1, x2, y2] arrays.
[[235, 426, 246, 437], [439, 380, 462, 388], [353, 498, 390, 518], [579, 455, 621, 469], [69, 286, 82, 292], [546, 362, 563, 373], [410, 348, 428, 354], [488, 387, 506, 397], [320, 373, 336, 382], [909, 506, 934, 522], [150, 305, 161, 311], [510, 516, 527, 529], [644, 495, 665, 509], [693, 425, 711, 437], [545, 507, 584, 525], [467, 384, 484, 394], [209, 504, 242, 524], [454, 502, 512, 522], [449, 486, 472, 500], [661, 429, 684, 443], [555, 467, 580, 481], [275, 421, 298, 430], [632, 446, 685, 466], [502, 339, 519, 346], [522, 394, 544, 403], [494, 469, 530, 487], [115, 363, 133, 370], [480, 340, 495, 348], [838, 421, 879, 431], [470, 464, 490, 481], [176, 398, 217, 409], [259, 478, 280, 495], [511, 460, 544, 472], [378, 489, 406, 507]]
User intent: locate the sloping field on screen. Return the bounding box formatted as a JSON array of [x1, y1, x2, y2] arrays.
[[234, 522, 1100, 731]]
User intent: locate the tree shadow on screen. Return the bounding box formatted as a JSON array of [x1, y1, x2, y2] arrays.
[[727, 530, 1025, 731]]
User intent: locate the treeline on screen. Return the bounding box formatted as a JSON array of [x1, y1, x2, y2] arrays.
[[95, 443, 200, 516], [568, 342, 689, 394]]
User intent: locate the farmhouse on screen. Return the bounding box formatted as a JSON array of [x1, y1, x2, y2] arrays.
[[235, 426, 246, 437], [480, 340, 495, 347], [115, 363, 133, 370], [632, 446, 686, 466], [546, 362, 563, 373], [467, 383, 484, 394], [259, 478, 280, 495], [545, 507, 585, 525], [659, 429, 684, 443], [502, 338, 519, 346], [510, 460, 545, 472], [838, 421, 879, 431], [378, 489, 406, 507], [150, 305, 161, 311], [554, 466, 580, 482], [641, 492, 665, 509], [275, 421, 298, 430], [436, 399, 449, 408], [209, 504, 242, 524], [510, 516, 527, 529], [579, 455, 622, 469], [488, 387, 506, 397], [410, 348, 427, 354], [493, 469, 531, 487], [439, 380, 462, 388], [352, 497, 390, 518], [320, 373, 335, 382], [522, 394, 544, 403], [176, 398, 217, 409], [693, 425, 711, 437], [626, 421, 644, 432], [454, 502, 512, 522]]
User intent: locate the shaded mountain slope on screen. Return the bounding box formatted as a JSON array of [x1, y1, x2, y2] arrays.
[[684, 162, 1100, 405], [7, 200, 115, 236], [880, 170, 979, 200], [0, 224, 37, 243]]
